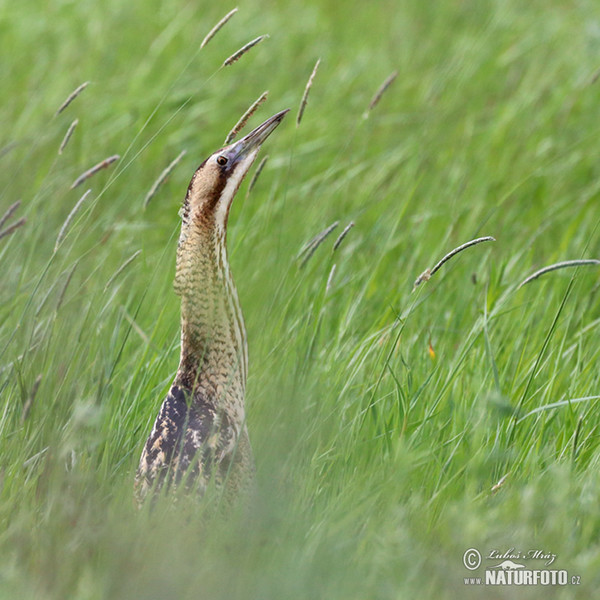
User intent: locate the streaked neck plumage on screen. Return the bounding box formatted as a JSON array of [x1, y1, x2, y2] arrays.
[[173, 170, 248, 401], [169, 108, 288, 410]]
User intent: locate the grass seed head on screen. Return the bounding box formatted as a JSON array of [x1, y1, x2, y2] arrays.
[[298, 221, 339, 268], [0, 217, 26, 242], [224, 91, 269, 144], [222, 35, 268, 67], [413, 268, 431, 288], [333, 221, 354, 252], [58, 119, 79, 155], [364, 70, 398, 117], [247, 155, 269, 196], [201, 8, 238, 49], [297, 58, 321, 126], [70, 155, 119, 189], [56, 81, 90, 116], [0, 200, 21, 230]]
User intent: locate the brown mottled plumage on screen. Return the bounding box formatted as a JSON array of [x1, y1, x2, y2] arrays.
[[135, 110, 288, 504]]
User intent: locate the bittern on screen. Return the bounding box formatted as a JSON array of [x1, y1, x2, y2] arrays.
[[135, 109, 288, 504]]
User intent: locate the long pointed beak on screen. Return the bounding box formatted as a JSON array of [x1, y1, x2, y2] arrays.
[[229, 109, 289, 161]]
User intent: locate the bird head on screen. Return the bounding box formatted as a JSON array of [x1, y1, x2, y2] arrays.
[[181, 109, 288, 232]]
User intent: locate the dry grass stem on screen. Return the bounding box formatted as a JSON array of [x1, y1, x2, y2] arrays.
[[326, 264, 337, 293], [298, 221, 339, 268], [572, 416, 584, 463], [413, 268, 431, 288], [224, 91, 269, 144], [70, 155, 119, 189], [144, 151, 187, 208], [223, 35, 268, 67], [201, 8, 238, 48], [247, 155, 269, 195], [0, 217, 26, 241], [518, 259, 600, 289], [365, 70, 398, 117], [58, 119, 79, 154], [55, 189, 92, 251], [413, 236, 496, 288], [104, 250, 142, 291], [297, 58, 321, 126], [56, 81, 90, 116], [21, 375, 42, 423], [56, 260, 80, 312], [491, 473, 510, 494], [0, 200, 21, 230], [333, 221, 354, 252]]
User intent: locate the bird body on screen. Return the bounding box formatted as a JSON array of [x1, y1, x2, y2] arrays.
[[135, 110, 288, 504]]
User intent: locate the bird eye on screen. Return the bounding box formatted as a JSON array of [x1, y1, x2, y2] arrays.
[[216, 155, 228, 166]]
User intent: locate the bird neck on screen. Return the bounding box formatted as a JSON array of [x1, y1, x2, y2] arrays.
[[173, 213, 247, 396]]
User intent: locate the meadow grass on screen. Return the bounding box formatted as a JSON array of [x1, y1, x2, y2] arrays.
[[2, 0, 600, 598]]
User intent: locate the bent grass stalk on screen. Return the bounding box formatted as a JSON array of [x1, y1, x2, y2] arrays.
[[517, 395, 600, 423], [517, 259, 600, 288], [413, 236, 496, 288]]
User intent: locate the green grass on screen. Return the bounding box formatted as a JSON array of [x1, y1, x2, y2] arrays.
[[2, 0, 600, 597]]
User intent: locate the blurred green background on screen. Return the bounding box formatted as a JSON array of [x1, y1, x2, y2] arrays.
[[2, 0, 600, 597]]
